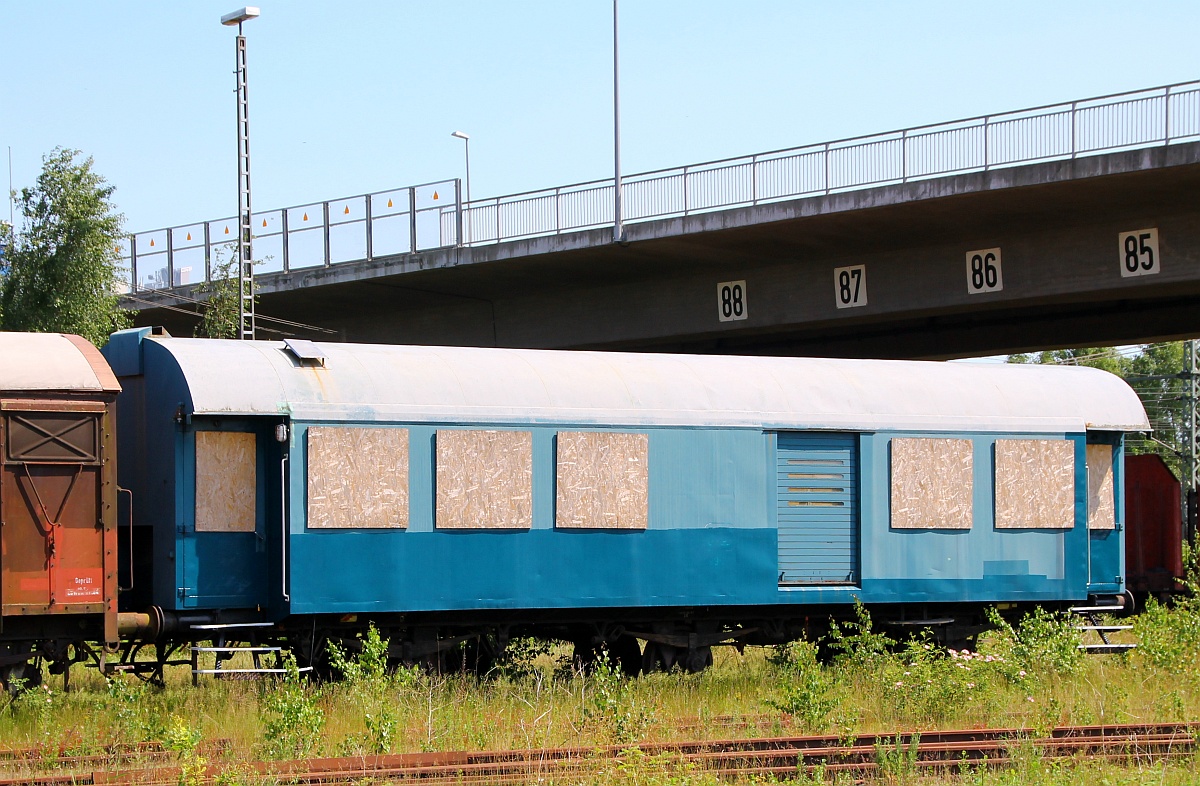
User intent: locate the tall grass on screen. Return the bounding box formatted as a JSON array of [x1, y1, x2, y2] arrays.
[[1, 605, 1199, 784]]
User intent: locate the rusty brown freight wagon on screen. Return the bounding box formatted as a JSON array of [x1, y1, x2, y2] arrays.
[[0, 332, 120, 690]]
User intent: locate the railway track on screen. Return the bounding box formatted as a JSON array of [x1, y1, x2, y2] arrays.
[[2, 723, 1195, 785]]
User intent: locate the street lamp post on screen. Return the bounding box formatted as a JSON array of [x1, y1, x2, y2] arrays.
[[451, 131, 471, 243], [221, 6, 260, 340], [613, 0, 622, 244]]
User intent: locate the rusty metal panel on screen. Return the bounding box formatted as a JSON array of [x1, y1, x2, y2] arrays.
[[2, 399, 106, 412], [0, 396, 116, 623], [1, 456, 104, 610], [555, 431, 648, 529], [435, 429, 532, 529], [5, 411, 99, 464], [194, 431, 257, 533], [1086, 444, 1116, 530], [994, 439, 1075, 529], [889, 438, 973, 529], [307, 427, 409, 529]]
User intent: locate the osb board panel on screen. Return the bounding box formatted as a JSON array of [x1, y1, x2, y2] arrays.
[[436, 430, 532, 529], [1086, 444, 1116, 531], [307, 427, 409, 529], [195, 431, 256, 533], [994, 439, 1075, 529], [556, 431, 648, 529], [889, 438, 973, 529]]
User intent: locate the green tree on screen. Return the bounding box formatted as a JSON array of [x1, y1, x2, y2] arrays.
[[1008, 343, 1187, 475], [1, 148, 132, 345], [192, 245, 244, 339]]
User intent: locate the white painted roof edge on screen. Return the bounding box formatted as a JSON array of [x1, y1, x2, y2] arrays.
[[152, 338, 1152, 433]]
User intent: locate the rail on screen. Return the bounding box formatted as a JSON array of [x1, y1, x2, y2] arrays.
[[5, 723, 1194, 784], [121, 79, 1200, 295]]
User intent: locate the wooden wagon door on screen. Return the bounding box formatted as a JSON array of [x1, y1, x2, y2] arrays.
[[776, 432, 860, 586], [1, 402, 106, 616]]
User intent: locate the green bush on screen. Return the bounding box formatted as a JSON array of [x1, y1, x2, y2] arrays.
[[1134, 596, 1200, 674], [986, 606, 1082, 676], [766, 639, 838, 731], [825, 601, 895, 671], [259, 652, 325, 759]]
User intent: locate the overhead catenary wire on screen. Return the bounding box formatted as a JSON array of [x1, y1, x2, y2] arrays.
[[118, 284, 336, 335], [119, 292, 319, 338]]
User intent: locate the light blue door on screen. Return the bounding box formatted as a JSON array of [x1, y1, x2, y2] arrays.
[[777, 433, 859, 585]]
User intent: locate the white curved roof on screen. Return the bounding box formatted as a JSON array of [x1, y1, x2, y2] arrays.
[[147, 337, 1149, 434], [0, 332, 120, 393]]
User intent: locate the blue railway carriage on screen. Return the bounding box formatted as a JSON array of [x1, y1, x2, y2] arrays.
[[101, 328, 1149, 673]]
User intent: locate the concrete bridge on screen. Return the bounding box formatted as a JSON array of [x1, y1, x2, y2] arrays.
[[126, 81, 1200, 359]]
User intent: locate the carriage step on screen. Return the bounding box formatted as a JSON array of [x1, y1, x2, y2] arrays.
[[192, 667, 312, 675], [1075, 625, 1133, 632], [885, 618, 956, 626], [1069, 605, 1125, 613], [189, 622, 274, 630], [191, 646, 281, 654], [109, 660, 190, 672], [1078, 643, 1137, 651]]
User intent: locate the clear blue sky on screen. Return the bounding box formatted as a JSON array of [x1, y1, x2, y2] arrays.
[[2, 1, 1197, 235]]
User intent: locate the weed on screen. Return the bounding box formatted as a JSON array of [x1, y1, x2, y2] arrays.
[[258, 652, 325, 759], [105, 674, 164, 742], [582, 651, 648, 745], [873, 732, 920, 783], [163, 715, 207, 786], [766, 639, 838, 732], [986, 606, 1082, 677], [493, 636, 555, 682], [326, 623, 390, 687], [825, 601, 894, 671], [1134, 596, 1200, 678]]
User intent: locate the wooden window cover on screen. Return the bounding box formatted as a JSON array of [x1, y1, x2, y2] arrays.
[[1086, 444, 1116, 530], [195, 431, 257, 533], [994, 439, 1075, 529], [555, 431, 648, 529], [307, 427, 409, 528], [889, 437, 973, 529], [435, 429, 533, 529]]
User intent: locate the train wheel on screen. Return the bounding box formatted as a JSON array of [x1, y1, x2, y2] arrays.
[[681, 646, 713, 674], [641, 642, 679, 673], [0, 660, 43, 695], [609, 635, 643, 677]]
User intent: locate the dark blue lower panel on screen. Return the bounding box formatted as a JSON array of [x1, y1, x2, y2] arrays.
[[288, 528, 781, 614], [287, 528, 1089, 616]]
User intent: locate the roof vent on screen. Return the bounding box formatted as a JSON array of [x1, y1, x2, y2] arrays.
[[284, 338, 326, 367]]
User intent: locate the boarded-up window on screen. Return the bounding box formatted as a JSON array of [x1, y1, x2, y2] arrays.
[[994, 439, 1075, 529], [1086, 443, 1116, 530], [889, 438, 973, 529], [195, 431, 256, 533], [307, 427, 409, 529], [556, 432, 648, 529], [436, 430, 532, 529]]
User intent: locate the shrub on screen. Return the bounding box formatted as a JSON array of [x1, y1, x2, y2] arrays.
[[825, 601, 895, 671], [766, 639, 838, 732], [1134, 596, 1200, 675], [985, 606, 1082, 677], [259, 652, 325, 759], [581, 653, 648, 745]]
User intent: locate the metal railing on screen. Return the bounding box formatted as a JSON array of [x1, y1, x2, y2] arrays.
[[122, 79, 1200, 295]]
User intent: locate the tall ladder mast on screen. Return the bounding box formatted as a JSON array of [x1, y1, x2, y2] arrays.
[[235, 30, 255, 340]]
